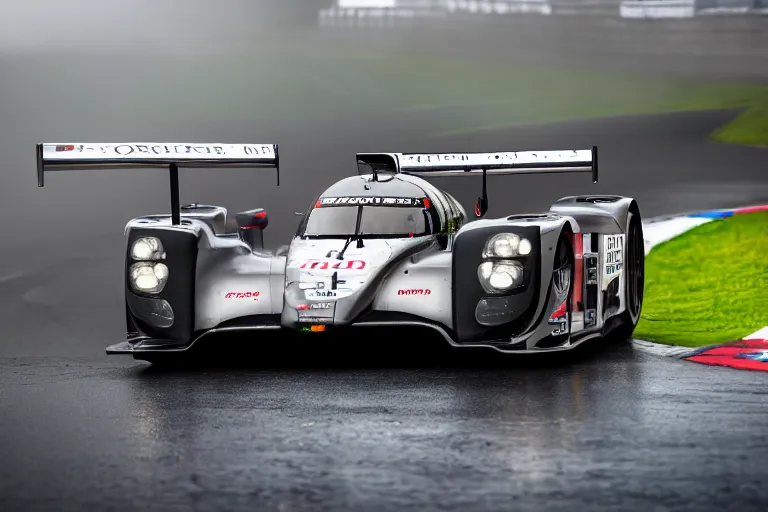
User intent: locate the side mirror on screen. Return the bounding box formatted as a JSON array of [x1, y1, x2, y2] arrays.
[[235, 208, 268, 251], [474, 196, 488, 218]]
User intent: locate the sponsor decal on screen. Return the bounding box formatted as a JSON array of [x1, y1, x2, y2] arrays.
[[306, 290, 338, 298], [297, 302, 335, 311], [317, 196, 426, 207], [298, 302, 334, 321], [299, 316, 331, 322], [397, 289, 431, 296], [305, 287, 355, 299], [399, 150, 588, 169], [299, 259, 366, 270], [117, 144, 228, 156], [603, 234, 624, 284], [45, 143, 275, 159], [224, 291, 260, 300]]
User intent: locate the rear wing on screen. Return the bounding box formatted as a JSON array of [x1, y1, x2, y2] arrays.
[[36, 142, 279, 225], [356, 147, 598, 217], [356, 147, 598, 182]]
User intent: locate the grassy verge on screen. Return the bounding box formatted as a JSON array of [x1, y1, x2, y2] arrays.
[[710, 99, 768, 147], [635, 212, 768, 347]]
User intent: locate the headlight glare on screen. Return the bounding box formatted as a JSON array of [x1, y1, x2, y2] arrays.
[[131, 237, 166, 261], [518, 238, 532, 256], [153, 262, 169, 282], [482, 233, 531, 258], [493, 234, 519, 257], [477, 261, 524, 294], [130, 262, 169, 294], [478, 261, 494, 280]]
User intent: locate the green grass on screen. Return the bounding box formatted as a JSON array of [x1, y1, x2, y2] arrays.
[[710, 99, 768, 147], [635, 212, 768, 347]]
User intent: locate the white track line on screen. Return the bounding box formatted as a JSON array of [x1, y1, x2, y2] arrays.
[[643, 217, 713, 255], [631, 339, 696, 358], [744, 327, 768, 340]]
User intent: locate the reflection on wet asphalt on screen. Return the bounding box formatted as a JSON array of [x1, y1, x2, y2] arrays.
[[2, 338, 768, 511]]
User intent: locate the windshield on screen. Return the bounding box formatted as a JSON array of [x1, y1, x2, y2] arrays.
[[303, 205, 430, 237]]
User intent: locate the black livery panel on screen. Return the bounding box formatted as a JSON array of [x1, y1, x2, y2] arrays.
[[452, 225, 541, 343], [125, 227, 198, 343]]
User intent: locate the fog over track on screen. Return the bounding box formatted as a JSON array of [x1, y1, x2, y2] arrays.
[[1, 3, 768, 511]]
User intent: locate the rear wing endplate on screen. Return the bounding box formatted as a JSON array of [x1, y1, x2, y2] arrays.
[[36, 142, 279, 225]]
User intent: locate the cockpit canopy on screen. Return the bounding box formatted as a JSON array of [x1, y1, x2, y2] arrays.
[[302, 196, 434, 238]]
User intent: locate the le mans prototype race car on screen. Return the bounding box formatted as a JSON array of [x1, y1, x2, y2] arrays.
[[36, 142, 644, 362]]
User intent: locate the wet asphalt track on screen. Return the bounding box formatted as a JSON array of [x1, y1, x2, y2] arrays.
[[3, 12, 768, 512]]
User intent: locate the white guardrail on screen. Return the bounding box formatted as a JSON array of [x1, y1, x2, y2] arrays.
[[318, 0, 768, 23], [620, 0, 696, 17], [445, 1, 553, 14], [319, 0, 447, 26]]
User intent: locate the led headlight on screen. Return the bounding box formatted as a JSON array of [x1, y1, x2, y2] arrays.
[[129, 262, 169, 294], [517, 238, 532, 256], [131, 237, 166, 261], [477, 261, 524, 293], [482, 233, 532, 258]]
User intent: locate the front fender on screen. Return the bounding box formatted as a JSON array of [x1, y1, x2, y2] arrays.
[[451, 214, 574, 345], [124, 222, 202, 344], [550, 195, 637, 234]]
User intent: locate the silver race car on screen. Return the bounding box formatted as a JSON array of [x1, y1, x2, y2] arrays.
[[36, 142, 644, 362]]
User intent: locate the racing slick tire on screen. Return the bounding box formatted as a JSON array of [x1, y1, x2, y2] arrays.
[[615, 208, 644, 340]]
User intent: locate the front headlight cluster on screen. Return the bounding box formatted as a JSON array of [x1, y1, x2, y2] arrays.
[[129, 237, 169, 294], [481, 233, 532, 259], [131, 237, 166, 261], [477, 233, 531, 294]]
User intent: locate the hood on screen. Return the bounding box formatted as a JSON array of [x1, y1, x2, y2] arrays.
[[286, 237, 420, 301]]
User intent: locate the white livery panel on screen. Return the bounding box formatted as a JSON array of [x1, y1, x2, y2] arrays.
[[371, 251, 454, 328]]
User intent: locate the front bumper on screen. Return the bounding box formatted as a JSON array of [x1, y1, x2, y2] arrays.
[[106, 325, 282, 356], [107, 321, 599, 357]]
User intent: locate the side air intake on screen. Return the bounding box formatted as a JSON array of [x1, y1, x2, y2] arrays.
[[576, 196, 622, 204]]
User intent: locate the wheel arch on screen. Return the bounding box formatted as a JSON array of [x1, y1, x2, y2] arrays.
[[519, 221, 579, 349], [550, 195, 639, 235]]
